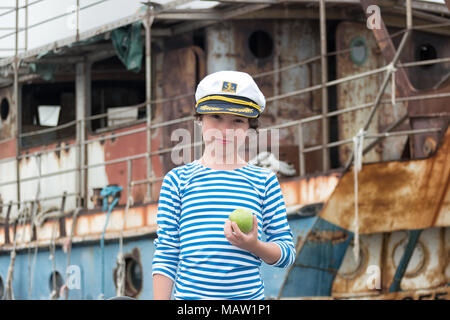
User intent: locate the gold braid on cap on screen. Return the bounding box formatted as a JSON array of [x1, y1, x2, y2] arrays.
[[195, 95, 261, 112]]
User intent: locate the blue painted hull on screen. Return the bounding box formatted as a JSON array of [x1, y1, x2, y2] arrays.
[[0, 214, 343, 300]]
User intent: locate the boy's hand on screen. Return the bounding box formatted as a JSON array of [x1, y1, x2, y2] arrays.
[[224, 214, 258, 253]]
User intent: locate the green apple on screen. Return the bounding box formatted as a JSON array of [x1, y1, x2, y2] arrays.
[[229, 208, 253, 233]]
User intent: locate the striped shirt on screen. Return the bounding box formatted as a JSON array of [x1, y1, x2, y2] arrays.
[[152, 159, 295, 300]]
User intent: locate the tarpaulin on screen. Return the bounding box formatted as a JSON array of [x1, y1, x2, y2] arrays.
[[111, 21, 144, 73]]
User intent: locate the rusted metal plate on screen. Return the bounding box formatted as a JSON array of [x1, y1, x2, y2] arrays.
[[159, 46, 204, 173], [384, 227, 448, 292], [334, 285, 450, 300], [279, 172, 340, 207], [336, 21, 381, 164], [333, 233, 384, 295], [336, 21, 410, 164], [320, 126, 450, 234], [333, 227, 448, 295], [365, 286, 450, 300]]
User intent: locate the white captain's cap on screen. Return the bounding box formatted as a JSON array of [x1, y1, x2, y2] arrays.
[[195, 70, 266, 118]]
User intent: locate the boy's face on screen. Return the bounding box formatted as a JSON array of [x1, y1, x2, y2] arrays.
[[201, 113, 250, 161]]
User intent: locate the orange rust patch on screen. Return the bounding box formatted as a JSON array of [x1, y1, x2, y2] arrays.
[[320, 127, 450, 234], [307, 230, 348, 244]]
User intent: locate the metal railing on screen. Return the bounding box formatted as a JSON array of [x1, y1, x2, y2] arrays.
[[0, 0, 449, 213]]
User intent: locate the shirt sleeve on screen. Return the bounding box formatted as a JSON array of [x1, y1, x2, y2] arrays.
[[261, 171, 296, 268], [152, 171, 181, 282]]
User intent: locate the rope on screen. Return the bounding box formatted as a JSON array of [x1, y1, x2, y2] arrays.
[[99, 185, 123, 299], [5, 205, 29, 300], [33, 207, 61, 227], [116, 196, 134, 297], [64, 207, 82, 300], [49, 212, 59, 300], [352, 128, 365, 264], [28, 201, 40, 299], [28, 176, 41, 299]]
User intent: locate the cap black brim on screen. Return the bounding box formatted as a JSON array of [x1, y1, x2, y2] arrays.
[[196, 100, 259, 118]]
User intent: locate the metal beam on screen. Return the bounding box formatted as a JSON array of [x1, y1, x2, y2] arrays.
[[320, 0, 329, 172], [170, 4, 270, 35], [144, 9, 155, 203], [75, 62, 90, 208]]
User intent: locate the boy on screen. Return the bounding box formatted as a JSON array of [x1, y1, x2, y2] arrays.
[[152, 70, 295, 300]]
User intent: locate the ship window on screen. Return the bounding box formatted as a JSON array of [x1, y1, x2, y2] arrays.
[[248, 30, 273, 59], [350, 37, 368, 66], [1, 98, 9, 121], [21, 82, 76, 149], [126, 255, 143, 294], [113, 248, 143, 298], [0, 275, 4, 299], [415, 44, 437, 69], [49, 271, 64, 298], [90, 56, 146, 133]]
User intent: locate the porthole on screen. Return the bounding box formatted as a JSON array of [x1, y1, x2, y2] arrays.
[[49, 271, 64, 298], [338, 243, 367, 280], [0, 275, 4, 300], [350, 37, 368, 66], [392, 236, 427, 278], [114, 248, 143, 298], [1, 98, 9, 121], [248, 30, 273, 59], [415, 43, 437, 69]]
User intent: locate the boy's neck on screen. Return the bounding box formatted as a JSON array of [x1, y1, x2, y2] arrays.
[[198, 154, 247, 170]]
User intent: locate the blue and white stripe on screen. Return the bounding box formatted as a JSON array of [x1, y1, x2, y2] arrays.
[[152, 160, 295, 300]]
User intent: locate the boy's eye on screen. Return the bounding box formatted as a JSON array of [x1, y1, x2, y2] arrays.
[[212, 114, 221, 119], [234, 119, 244, 123]]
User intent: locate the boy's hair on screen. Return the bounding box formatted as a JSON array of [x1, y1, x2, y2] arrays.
[[194, 113, 259, 132]]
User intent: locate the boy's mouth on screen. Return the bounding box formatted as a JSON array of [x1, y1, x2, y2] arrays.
[[217, 139, 232, 144]]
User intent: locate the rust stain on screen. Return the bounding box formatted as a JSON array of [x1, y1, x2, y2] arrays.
[[280, 172, 340, 207], [0, 202, 160, 248], [307, 230, 348, 244], [99, 122, 150, 205], [160, 46, 201, 175], [0, 138, 16, 159]]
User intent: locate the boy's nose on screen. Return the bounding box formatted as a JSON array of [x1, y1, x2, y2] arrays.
[[217, 122, 234, 134]]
